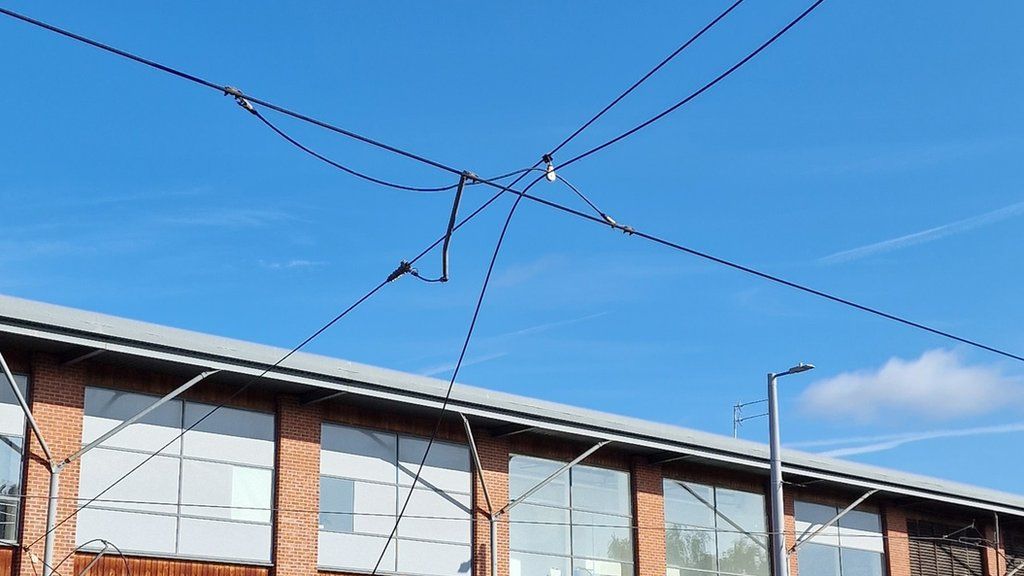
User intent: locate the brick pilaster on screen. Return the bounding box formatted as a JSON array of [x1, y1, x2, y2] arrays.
[[784, 493, 799, 576], [17, 354, 86, 576], [272, 396, 321, 575], [984, 523, 1005, 576], [473, 433, 510, 576], [884, 506, 912, 576], [632, 458, 665, 576]]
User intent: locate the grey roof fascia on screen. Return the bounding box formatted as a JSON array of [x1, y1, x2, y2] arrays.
[[1, 294, 1023, 517]]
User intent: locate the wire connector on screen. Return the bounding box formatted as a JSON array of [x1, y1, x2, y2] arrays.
[[387, 261, 413, 283], [224, 86, 256, 115]]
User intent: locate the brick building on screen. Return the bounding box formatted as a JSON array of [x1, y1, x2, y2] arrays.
[[0, 294, 1021, 576]]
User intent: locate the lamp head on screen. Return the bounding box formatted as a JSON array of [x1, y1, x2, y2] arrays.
[[786, 363, 815, 374]]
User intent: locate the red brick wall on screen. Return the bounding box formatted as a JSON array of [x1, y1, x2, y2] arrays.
[[883, 505, 911, 576], [632, 459, 665, 576], [17, 353, 87, 576], [273, 396, 322, 575], [473, 432, 510, 576]]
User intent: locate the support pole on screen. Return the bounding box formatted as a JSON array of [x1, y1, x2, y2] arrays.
[[768, 373, 789, 576], [0, 351, 53, 462], [77, 541, 109, 576], [490, 515, 498, 576], [43, 470, 59, 576]]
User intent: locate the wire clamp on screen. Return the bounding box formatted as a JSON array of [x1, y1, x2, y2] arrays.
[[224, 86, 256, 115], [387, 261, 413, 283]]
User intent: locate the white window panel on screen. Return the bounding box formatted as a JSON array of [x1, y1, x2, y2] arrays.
[[321, 424, 396, 483], [180, 460, 272, 523], [82, 388, 182, 453], [510, 551, 571, 576], [178, 516, 272, 563], [398, 437, 470, 494], [182, 403, 274, 467], [397, 539, 472, 576], [352, 480, 398, 535], [397, 487, 471, 545], [0, 437, 23, 495], [570, 465, 630, 517], [77, 448, 179, 514], [76, 507, 177, 554], [319, 530, 397, 572], [509, 456, 569, 507], [510, 503, 571, 556]]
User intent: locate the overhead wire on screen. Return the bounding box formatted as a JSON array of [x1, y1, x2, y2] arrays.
[[20, 170, 531, 556], [554, 0, 828, 171], [546, 0, 748, 158]]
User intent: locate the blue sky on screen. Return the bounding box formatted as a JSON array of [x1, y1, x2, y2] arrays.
[[2, 2, 1023, 493]]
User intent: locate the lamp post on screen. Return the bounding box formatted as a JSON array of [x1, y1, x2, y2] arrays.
[[768, 363, 815, 576]]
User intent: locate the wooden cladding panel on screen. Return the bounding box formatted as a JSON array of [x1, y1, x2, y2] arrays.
[[0, 547, 13, 576], [907, 520, 984, 576], [73, 553, 271, 576]]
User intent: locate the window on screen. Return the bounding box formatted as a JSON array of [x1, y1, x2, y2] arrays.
[[509, 455, 634, 576], [795, 501, 885, 576], [319, 423, 472, 576], [0, 374, 28, 543], [76, 387, 274, 563], [906, 520, 981, 576], [664, 480, 768, 576]]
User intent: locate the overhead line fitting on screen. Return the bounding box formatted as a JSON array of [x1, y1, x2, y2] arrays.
[[224, 85, 255, 115]]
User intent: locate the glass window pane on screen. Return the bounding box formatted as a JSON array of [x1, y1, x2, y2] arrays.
[[572, 511, 633, 563], [77, 448, 179, 514], [573, 558, 633, 576], [511, 550, 572, 576], [349, 480, 398, 535], [799, 543, 841, 576], [511, 503, 571, 556], [665, 526, 715, 571], [82, 388, 182, 453], [0, 497, 18, 541], [795, 501, 841, 547], [716, 488, 766, 533], [664, 481, 716, 529], [319, 531, 396, 572], [0, 374, 28, 437], [76, 507, 177, 555], [398, 437, 470, 494], [398, 540, 472, 576], [183, 403, 274, 467], [180, 460, 272, 523], [839, 510, 884, 553], [510, 456, 569, 507], [717, 532, 769, 576], [840, 548, 885, 576], [398, 486, 471, 545], [321, 424, 396, 483], [320, 476, 355, 533], [571, 465, 630, 516], [0, 436, 23, 497], [178, 516, 272, 563]]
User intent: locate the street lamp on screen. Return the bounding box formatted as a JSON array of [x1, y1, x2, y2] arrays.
[[768, 363, 814, 576]]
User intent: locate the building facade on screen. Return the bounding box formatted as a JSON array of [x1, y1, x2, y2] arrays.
[[0, 294, 1021, 576]]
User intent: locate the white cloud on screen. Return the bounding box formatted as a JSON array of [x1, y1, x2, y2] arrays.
[[418, 352, 509, 377], [790, 422, 1024, 457], [259, 259, 327, 270], [818, 200, 1024, 265], [799, 349, 1023, 422]]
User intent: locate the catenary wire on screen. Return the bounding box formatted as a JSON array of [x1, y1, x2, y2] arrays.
[[371, 172, 539, 575], [554, 0, 828, 171], [21, 174, 528, 553], [547, 0, 748, 157], [53, 539, 131, 576]]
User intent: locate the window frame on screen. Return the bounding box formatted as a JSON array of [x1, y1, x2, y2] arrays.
[[794, 499, 887, 576], [508, 453, 636, 576], [317, 420, 474, 576], [0, 372, 29, 546], [76, 386, 276, 565], [663, 478, 770, 576]]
